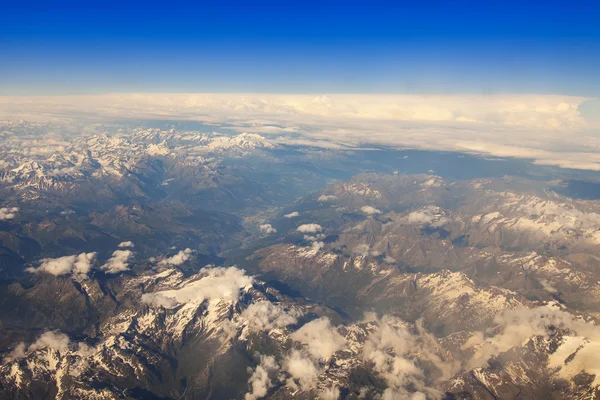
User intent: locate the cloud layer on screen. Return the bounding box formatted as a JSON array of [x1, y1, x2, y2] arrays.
[[1, 93, 599, 170]]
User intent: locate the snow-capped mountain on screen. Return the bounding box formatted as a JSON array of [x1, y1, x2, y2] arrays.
[[2, 262, 599, 399], [2, 120, 600, 399], [0, 123, 277, 206]]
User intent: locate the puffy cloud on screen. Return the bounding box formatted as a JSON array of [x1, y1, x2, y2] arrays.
[[26, 252, 96, 277], [0, 207, 19, 220], [363, 316, 422, 389], [6, 331, 71, 361], [7, 342, 26, 360], [118, 241, 135, 248], [404, 206, 448, 227], [319, 386, 340, 400], [241, 301, 298, 332], [310, 241, 325, 252], [158, 248, 193, 266], [300, 226, 326, 252], [353, 243, 371, 257], [360, 206, 382, 215], [4, 331, 69, 362], [318, 195, 338, 202], [538, 279, 557, 293], [245, 355, 279, 400], [291, 317, 346, 360], [361, 314, 453, 398], [28, 331, 70, 354], [284, 350, 319, 391], [76, 342, 97, 358], [297, 223, 323, 233], [406, 211, 435, 225], [284, 211, 300, 218], [259, 224, 277, 234], [381, 389, 427, 400], [101, 249, 133, 274], [352, 244, 382, 258], [303, 233, 325, 241], [142, 266, 254, 308]]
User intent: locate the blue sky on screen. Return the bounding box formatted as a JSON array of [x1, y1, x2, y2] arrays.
[[1, 0, 599, 96]]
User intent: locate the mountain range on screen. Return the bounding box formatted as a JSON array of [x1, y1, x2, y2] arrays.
[[1, 120, 599, 399]]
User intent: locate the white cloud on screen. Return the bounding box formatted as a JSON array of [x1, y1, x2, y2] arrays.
[[26, 252, 96, 277], [318, 195, 338, 202], [297, 223, 323, 233], [2, 93, 598, 170], [303, 233, 325, 241], [284, 350, 319, 391], [284, 211, 300, 218], [0, 207, 19, 220], [242, 301, 298, 332], [464, 305, 600, 381], [259, 224, 277, 234], [5, 331, 71, 361], [310, 241, 325, 252], [0, 93, 589, 128], [28, 331, 70, 354], [362, 316, 422, 389], [406, 211, 436, 225], [291, 317, 346, 360], [5, 331, 74, 362], [360, 314, 454, 398], [245, 355, 279, 400], [353, 243, 371, 257], [77, 342, 97, 358], [539, 279, 557, 293], [118, 241, 135, 248], [404, 206, 448, 227], [141, 266, 254, 308], [7, 342, 26, 360], [101, 249, 133, 274], [360, 206, 382, 215], [158, 248, 193, 266], [381, 389, 427, 400], [319, 386, 340, 400]]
